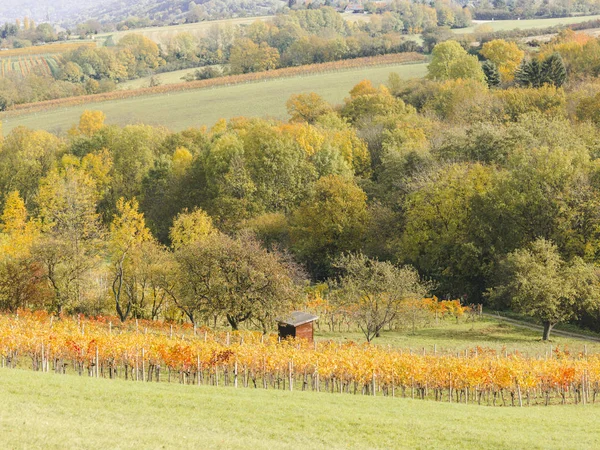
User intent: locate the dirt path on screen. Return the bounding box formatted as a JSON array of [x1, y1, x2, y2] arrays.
[[483, 313, 600, 342]]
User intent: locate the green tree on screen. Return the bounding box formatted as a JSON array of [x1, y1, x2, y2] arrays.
[[170, 232, 300, 330], [488, 239, 600, 340], [331, 253, 430, 342], [427, 40, 485, 82], [291, 175, 369, 279]]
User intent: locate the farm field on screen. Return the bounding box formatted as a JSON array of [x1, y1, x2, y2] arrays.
[[0, 53, 61, 77], [1, 367, 600, 449], [0, 61, 428, 135], [454, 14, 600, 34], [118, 66, 222, 89]]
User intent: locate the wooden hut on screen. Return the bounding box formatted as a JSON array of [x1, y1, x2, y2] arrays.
[[277, 312, 318, 343]]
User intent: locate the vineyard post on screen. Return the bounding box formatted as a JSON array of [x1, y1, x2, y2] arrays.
[[142, 348, 145, 382], [197, 354, 201, 385], [96, 346, 99, 378], [234, 360, 238, 388], [372, 372, 376, 397], [288, 361, 293, 392], [516, 380, 523, 407]]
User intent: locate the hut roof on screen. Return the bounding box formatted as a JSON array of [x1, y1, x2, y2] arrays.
[[277, 311, 318, 327]]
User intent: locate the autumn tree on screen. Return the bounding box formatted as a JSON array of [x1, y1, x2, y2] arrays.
[[109, 197, 152, 321], [286, 92, 332, 123], [487, 239, 600, 340], [291, 174, 369, 279], [170, 232, 300, 330], [0, 191, 45, 312], [480, 39, 524, 82], [229, 38, 279, 74], [331, 253, 430, 342], [35, 165, 103, 314]]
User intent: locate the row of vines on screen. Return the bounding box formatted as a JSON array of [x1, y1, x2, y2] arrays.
[[1, 310, 598, 407], [0, 54, 60, 77], [1, 52, 426, 116]]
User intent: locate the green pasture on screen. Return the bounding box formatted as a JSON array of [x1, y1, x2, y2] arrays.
[[315, 316, 600, 356], [0, 367, 599, 449], [0, 61, 428, 135], [118, 66, 223, 89], [454, 14, 600, 34]]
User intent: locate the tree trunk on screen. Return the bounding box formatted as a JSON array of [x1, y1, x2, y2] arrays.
[[542, 321, 554, 341]]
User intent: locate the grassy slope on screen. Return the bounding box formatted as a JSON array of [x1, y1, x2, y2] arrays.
[[455, 14, 600, 34], [1, 367, 599, 449], [315, 318, 600, 356], [0, 62, 428, 135]]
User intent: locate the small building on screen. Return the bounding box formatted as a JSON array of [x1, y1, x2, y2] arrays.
[[277, 312, 318, 343]]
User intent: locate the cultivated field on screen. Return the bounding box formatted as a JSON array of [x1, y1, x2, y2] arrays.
[[0, 54, 61, 77], [0, 61, 428, 134], [454, 14, 600, 34], [118, 66, 223, 89], [1, 367, 600, 449]]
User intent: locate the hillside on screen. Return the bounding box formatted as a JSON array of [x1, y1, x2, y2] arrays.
[[0, 60, 428, 134]]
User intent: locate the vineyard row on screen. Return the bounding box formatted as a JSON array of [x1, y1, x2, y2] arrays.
[[1, 310, 599, 407]]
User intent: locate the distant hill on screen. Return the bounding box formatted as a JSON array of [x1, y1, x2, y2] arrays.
[[0, 0, 287, 27]]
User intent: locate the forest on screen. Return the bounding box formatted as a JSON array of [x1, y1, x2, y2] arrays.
[[3, 28, 600, 340]]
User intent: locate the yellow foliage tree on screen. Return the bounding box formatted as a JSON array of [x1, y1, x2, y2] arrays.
[[76, 110, 107, 137], [480, 39, 524, 82], [170, 208, 216, 249]]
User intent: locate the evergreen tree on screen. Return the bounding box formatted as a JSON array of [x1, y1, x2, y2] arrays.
[[482, 60, 501, 88], [542, 52, 567, 88], [515, 58, 544, 87]]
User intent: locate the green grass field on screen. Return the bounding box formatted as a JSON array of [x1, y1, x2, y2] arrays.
[[315, 317, 600, 356], [0, 62, 428, 135], [1, 367, 599, 449], [118, 66, 223, 89], [455, 14, 600, 34]]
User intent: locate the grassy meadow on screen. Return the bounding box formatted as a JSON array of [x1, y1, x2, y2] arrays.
[[315, 317, 600, 356], [454, 14, 600, 34], [0, 61, 428, 135], [1, 367, 599, 449]]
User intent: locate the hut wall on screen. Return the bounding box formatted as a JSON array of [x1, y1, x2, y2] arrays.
[[295, 322, 314, 342]]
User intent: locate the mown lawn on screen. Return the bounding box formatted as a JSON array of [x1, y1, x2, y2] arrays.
[[0, 62, 428, 135], [0, 367, 599, 449]]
